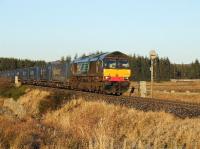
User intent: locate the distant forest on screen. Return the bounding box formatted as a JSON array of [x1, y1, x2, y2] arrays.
[[0, 55, 200, 81], [129, 55, 200, 81], [0, 58, 46, 71]]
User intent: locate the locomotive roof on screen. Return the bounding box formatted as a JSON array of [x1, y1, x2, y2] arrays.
[[73, 51, 128, 63]]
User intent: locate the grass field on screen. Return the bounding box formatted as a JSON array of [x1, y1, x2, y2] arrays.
[[1, 79, 200, 148], [130, 81, 200, 103], [1, 85, 200, 148]]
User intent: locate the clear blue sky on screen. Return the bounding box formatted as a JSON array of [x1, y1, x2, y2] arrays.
[[0, 0, 200, 63]]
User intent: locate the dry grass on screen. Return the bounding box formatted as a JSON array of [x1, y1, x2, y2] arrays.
[[131, 81, 200, 92], [0, 116, 42, 149], [0, 89, 50, 119], [0, 115, 76, 149], [0, 98, 4, 106], [18, 89, 50, 116], [150, 91, 200, 103], [152, 81, 200, 91], [1, 87, 200, 148], [44, 99, 200, 148], [130, 81, 200, 104]]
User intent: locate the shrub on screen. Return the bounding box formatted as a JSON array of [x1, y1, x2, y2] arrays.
[[0, 86, 27, 100]]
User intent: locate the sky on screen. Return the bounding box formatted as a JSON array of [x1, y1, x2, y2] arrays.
[[0, 0, 200, 63]]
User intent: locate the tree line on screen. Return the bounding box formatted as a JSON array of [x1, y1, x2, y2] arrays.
[[0, 58, 46, 71], [1, 55, 200, 81], [129, 55, 200, 81]]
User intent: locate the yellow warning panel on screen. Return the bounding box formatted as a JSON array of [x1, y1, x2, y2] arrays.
[[103, 69, 131, 77]]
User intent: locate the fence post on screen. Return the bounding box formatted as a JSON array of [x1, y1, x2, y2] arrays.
[[15, 76, 21, 87], [139, 81, 147, 98]]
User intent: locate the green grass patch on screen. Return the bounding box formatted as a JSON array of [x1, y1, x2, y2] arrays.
[[0, 86, 27, 100]]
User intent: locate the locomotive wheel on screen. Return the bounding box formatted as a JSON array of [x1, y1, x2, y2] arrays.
[[116, 92, 121, 96]]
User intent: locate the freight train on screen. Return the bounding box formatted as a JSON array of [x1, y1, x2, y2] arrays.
[[0, 51, 131, 95]]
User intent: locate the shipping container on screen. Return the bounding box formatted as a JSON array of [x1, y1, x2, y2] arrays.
[[48, 61, 71, 82], [39, 66, 49, 81], [21, 68, 29, 81], [29, 67, 40, 81], [15, 69, 21, 77]]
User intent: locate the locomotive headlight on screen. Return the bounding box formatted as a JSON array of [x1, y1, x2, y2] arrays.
[[104, 76, 111, 80], [124, 77, 129, 80]]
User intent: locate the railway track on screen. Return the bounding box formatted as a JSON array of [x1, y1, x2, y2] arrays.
[[30, 85, 200, 118]]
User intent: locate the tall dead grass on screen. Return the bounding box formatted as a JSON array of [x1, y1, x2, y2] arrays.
[[0, 89, 50, 119], [18, 89, 50, 116], [1, 87, 200, 148], [151, 91, 200, 103], [44, 99, 200, 148], [0, 115, 82, 149], [130, 81, 200, 104], [0, 116, 42, 149]]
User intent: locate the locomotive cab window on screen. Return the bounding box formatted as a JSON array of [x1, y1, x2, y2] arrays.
[[104, 59, 129, 69], [118, 60, 129, 69], [104, 59, 117, 69], [77, 62, 89, 74]]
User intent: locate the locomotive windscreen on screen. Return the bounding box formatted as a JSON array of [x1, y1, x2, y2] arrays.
[[118, 60, 129, 68], [104, 59, 116, 69], [104, 59, 129, 69]]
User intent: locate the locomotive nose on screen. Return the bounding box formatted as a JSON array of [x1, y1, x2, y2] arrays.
[[116, 73, 119, 77], [103, 69, 131, 82]]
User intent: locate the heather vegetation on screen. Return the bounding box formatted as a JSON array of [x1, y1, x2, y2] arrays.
[[0, 78, 27, 100], [0, 86, 27, 100]]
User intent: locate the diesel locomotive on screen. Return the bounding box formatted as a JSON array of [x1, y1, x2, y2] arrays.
[[0, 51, 131, 95]]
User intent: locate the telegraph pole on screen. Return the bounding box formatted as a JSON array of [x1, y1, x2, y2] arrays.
[[150, 59, 154, 98], [149, 50, 157, 98]]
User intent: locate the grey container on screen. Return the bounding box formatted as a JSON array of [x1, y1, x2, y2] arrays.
[[39, 66, 49, 81], [21, 68, 29, 81], [29, 67, 40, 81], [48, 61, 71, 82]]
